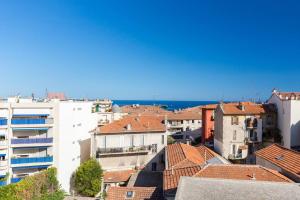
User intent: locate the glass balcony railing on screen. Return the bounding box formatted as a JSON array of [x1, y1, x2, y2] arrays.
[[0, 119, 7, 126], [11, 118, 46, 125], [11, 138, 53, 144], [11, 177, 22, 183], [0, 180, 7, 186], [11, 156, 53, 164]]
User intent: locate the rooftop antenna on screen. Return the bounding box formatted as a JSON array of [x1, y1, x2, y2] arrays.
[[45, 88, 48, 98]]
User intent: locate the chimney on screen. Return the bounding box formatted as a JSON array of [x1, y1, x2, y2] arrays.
[[251, 173, 256, 180], [239, 102, 245, 111], [126, 124, 132, 131], [171, 167, 174, 175]]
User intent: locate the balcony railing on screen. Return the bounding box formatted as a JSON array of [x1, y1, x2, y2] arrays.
[[0, 180, 7, 186], [245, 137, 258, 143], [11, 137, 53, 144], [0, 140, 7, 146], [11, 156, 53, 164], [11, 118, 46, 125], [97, 145, 152, 156], [228, 153, 243, 160], [11, 177, 22, 183], [0, 119, 7, 126]]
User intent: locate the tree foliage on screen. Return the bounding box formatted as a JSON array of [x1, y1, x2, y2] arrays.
[[0, 168, 64, 200], [74, 158, 103, 197]]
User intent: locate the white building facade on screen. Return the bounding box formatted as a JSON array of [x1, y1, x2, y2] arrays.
[[91, 116, 168, 172], [214, 103, 265, 163], [268, 90, 300, 148], [0, 97, 99, 193]]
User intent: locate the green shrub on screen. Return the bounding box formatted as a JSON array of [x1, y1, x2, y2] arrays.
[[0, 168, 64, 200], [167, 135, 175, 144], [74, 158, 103, 197]]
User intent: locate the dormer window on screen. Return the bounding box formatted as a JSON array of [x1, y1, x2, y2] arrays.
[[126, 191, 134, 198]]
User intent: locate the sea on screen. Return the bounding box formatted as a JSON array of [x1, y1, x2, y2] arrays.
[[113, 100, 219, 111]]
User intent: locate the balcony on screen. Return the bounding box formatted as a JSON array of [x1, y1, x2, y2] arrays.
[[11, 156, 53, 164], [96, 145, 153, 157], [0, 140, 7, 148], [245, 137, 258, 143], [0, 180, 7, 186], [11, 138, 53, 145], [12, 118, 46, 125], [246, 118, 258, 129], [0, 160, 8, 168], [0, 119, 7, 126], [11, 177, 22, 183], [228, 153, 244, 160]]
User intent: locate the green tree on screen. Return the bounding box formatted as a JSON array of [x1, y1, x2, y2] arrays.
[[167, 135, 175, 144], [74, 158, 103, 197]]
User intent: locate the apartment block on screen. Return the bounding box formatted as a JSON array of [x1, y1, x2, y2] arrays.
[[91, 115, 168, 172], [0, 97, 99, 193]]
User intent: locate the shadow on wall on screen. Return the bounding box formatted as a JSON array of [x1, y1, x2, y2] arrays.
[[79, 138, 91, 163], [291, 121, 300, 147]]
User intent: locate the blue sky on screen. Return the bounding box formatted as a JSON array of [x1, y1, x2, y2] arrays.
[[0, 0, 300, 101]]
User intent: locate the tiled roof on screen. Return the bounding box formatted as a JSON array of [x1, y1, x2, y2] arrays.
[[163, 164, 292, 195], [255, 144, 300, 179], [98, 116, 166, 134], [47, 92, 66, 100], [194, 164, 293, 183], [163, 165, 202, 195], [166, 143, 216, 169], [202, 104, 218, 110], [121, 105, 170, 115], [104, 170, 136, 183], [274, 92, 300, 100], [220, 102, 266, 115], [106, 187, 163, 200], [166, 111, 201, 120]]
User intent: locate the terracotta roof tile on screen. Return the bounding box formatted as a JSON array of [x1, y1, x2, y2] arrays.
[[275, 92, 300, 100], [166, 143, 215, 169], [255, 144, 300, 179], [194, 164, 293, 183], [104, 170, 136, 183], [166, 111, 201, 120], [98, 116, 166, 134], [163, 164, 292, 195], [220, 102, 266, 115], [106, 187, 163, 200], [163, 165, 202, 195]]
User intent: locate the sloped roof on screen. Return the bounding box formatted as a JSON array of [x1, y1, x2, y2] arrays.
[[104, 170, 136, 183], [194, 164, 293, 183], [98, 115, 166, 134], [255, 144, 300, 180], [220, 102, 266, 115], [163, 165, 202, 195], [166, 143, 216, 169], [106, 187, 163, 200]]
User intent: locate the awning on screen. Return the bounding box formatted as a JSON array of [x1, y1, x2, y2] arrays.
[[12, 146, 49, 150], [12, 165, 50, 170], [0, 154, 6, 157], [12, 114, 49, 117], [12, 128, 49, 131]]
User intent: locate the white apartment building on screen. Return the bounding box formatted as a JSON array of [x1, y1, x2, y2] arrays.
[[165, 112, 202, 134], [214, 102, 268, 163], [0, 96, 99, 193], [268, 90, 300, 149], [91, 115, 168, 172]]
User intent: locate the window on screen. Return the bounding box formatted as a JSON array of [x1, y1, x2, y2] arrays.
[[151, 162, 157, 171], [192, 120, 194, 124], [126, 191, 134, 198], [161, 135, 164, 145], [233, 130, 237, 140], [231, 116, 239, 125], [181, 120, 184, 124]]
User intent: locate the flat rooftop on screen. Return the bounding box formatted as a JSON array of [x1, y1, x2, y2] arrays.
[[175, 177, 300, 200]]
